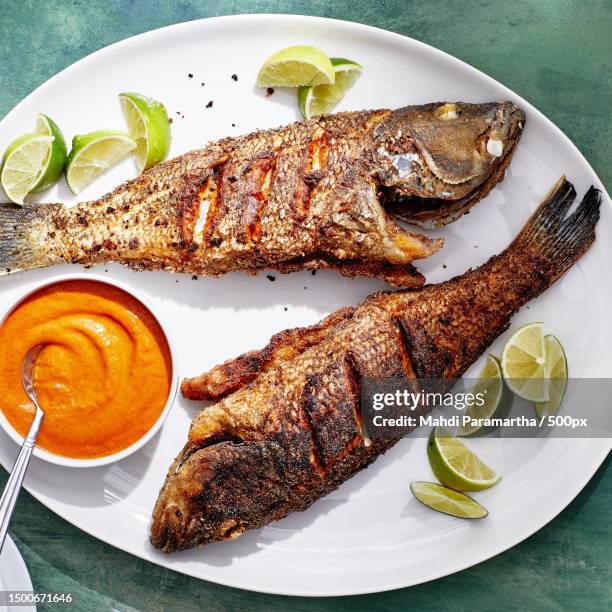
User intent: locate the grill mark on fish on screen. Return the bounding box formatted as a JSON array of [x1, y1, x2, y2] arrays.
[[307, 134, 329, 173], [203, 165, 225, 246], [244, 155, 277, 244], [151, 178, 601, 551], [193, 174, 219, 243], [299, 378, 328, 478]]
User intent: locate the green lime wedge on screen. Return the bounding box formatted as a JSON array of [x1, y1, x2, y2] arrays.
[[427, 427, 501, 491], [66, 130, 136, 194], [501, 322, 550, 402], [458, 355, 509, 437], [410, 482, 488, 519], [119, 92, 171, 173], [33, 113, 68, 191], [298, 57, 363, 119], [1, 133, 54, 204], [535, 335, 568, 418], [256, 45, 335, 87]]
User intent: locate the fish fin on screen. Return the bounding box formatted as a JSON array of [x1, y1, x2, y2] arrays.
[[334, 261, 426, 288], [274, 258, 428, 288], [181, 307, 355, 400], [510, 176, 601, 283], [0, 204, 55, 275]]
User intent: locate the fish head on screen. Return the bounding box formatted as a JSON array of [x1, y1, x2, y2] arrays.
[[372, 101, 525, 227]]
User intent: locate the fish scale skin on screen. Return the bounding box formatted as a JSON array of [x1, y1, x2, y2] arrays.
[[150, 178, 600, 552], [2, 102, 524, 284]]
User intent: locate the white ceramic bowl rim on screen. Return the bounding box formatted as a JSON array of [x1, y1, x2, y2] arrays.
[[0, 272, 179, 468]]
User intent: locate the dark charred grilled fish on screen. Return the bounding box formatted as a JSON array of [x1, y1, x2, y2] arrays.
[[151, 177, 600, 552], [0, 102, 524, 287]]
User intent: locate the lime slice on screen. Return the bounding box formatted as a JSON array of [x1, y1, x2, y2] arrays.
[[501, 322, 550, 402], [119, 92, 171, 173], [458, 355, 508, 437], [1, 133, 54, 204], [66, 130, 136, 194], [256, 45, 335, 88], [298, 57, 363, 119], [33, 113, 68, 192], [410, 482, 488, 519], [427, 427, 501, 491], [535, 335, 568, 418]]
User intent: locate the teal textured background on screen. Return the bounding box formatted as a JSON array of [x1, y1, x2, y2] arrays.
[[0, 1, 610, 610]]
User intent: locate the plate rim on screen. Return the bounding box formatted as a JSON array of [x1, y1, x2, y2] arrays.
[[0, 13, 610, 597], [1, 535, 35, 611]]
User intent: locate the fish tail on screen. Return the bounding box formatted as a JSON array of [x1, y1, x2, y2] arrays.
[[509, 176, 601, 284], [394, 178, 602, 380], [0, 203, 61, 275]]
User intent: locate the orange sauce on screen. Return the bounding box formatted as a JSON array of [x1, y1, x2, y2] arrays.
[[0, 280, 172, 459]]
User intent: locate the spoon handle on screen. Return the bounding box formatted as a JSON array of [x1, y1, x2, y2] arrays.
[[0, 408, 44, 552]]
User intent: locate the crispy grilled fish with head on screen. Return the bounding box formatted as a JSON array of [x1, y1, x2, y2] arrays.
[[0, 102, 524, 287], [151, 178, 600, 552]]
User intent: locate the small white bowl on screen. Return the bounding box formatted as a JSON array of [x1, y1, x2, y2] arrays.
[[0, 273, 178, 468]]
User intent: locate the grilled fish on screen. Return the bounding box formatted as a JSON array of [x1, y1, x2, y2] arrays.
[[0, 102, 524, 287], [151, 178, 600, 551]]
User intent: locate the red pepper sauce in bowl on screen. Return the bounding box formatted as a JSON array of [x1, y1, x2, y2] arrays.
[[0, 279, 172, 460]]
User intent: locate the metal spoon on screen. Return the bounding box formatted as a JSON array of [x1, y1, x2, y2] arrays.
[[0, 345, 45, 552]]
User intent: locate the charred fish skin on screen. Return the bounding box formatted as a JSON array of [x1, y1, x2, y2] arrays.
[[0, 102, 523, 285], [151, 178, 600, 552]]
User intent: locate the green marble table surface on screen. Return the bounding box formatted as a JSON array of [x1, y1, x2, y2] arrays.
[[0, 1, 610, 610]]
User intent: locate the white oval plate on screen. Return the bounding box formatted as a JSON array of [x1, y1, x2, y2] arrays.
[[0, 15, 609, 597], [0, 536, 35, 612]]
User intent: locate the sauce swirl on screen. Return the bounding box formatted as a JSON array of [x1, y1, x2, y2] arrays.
[[0, 280, 172, 459]]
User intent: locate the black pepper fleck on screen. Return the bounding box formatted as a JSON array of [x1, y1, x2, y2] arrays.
[[192, 275, 198, 280], [267, 275, 276, 282], [442, 263, 447, 269], [231, 74, 238, 81], [284, 307, 288, 311], [311, 270, 317, 276], [231, 123, 236, 127], [188, 73, 193, 78], [266, 87, 275, 97], [206, 100, 213, 108], [201, 82, 205, 86]]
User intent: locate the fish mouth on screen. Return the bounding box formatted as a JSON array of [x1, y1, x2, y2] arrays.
[[382, 102, 526, 228]]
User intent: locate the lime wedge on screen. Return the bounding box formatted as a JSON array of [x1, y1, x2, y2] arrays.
[[33, 114, 68, 192], [298, 57, 363, 119], [427, 427, 501, 491], [66, 130, 136, 194], [535, 335, 568, 418], [410, 482, 488, 519], [501, 322, 550, 402], [119, 92, 171, 173], [1, 133, 54, 204], [458, 355, 508, 437], [256, 45, 335, 87]]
